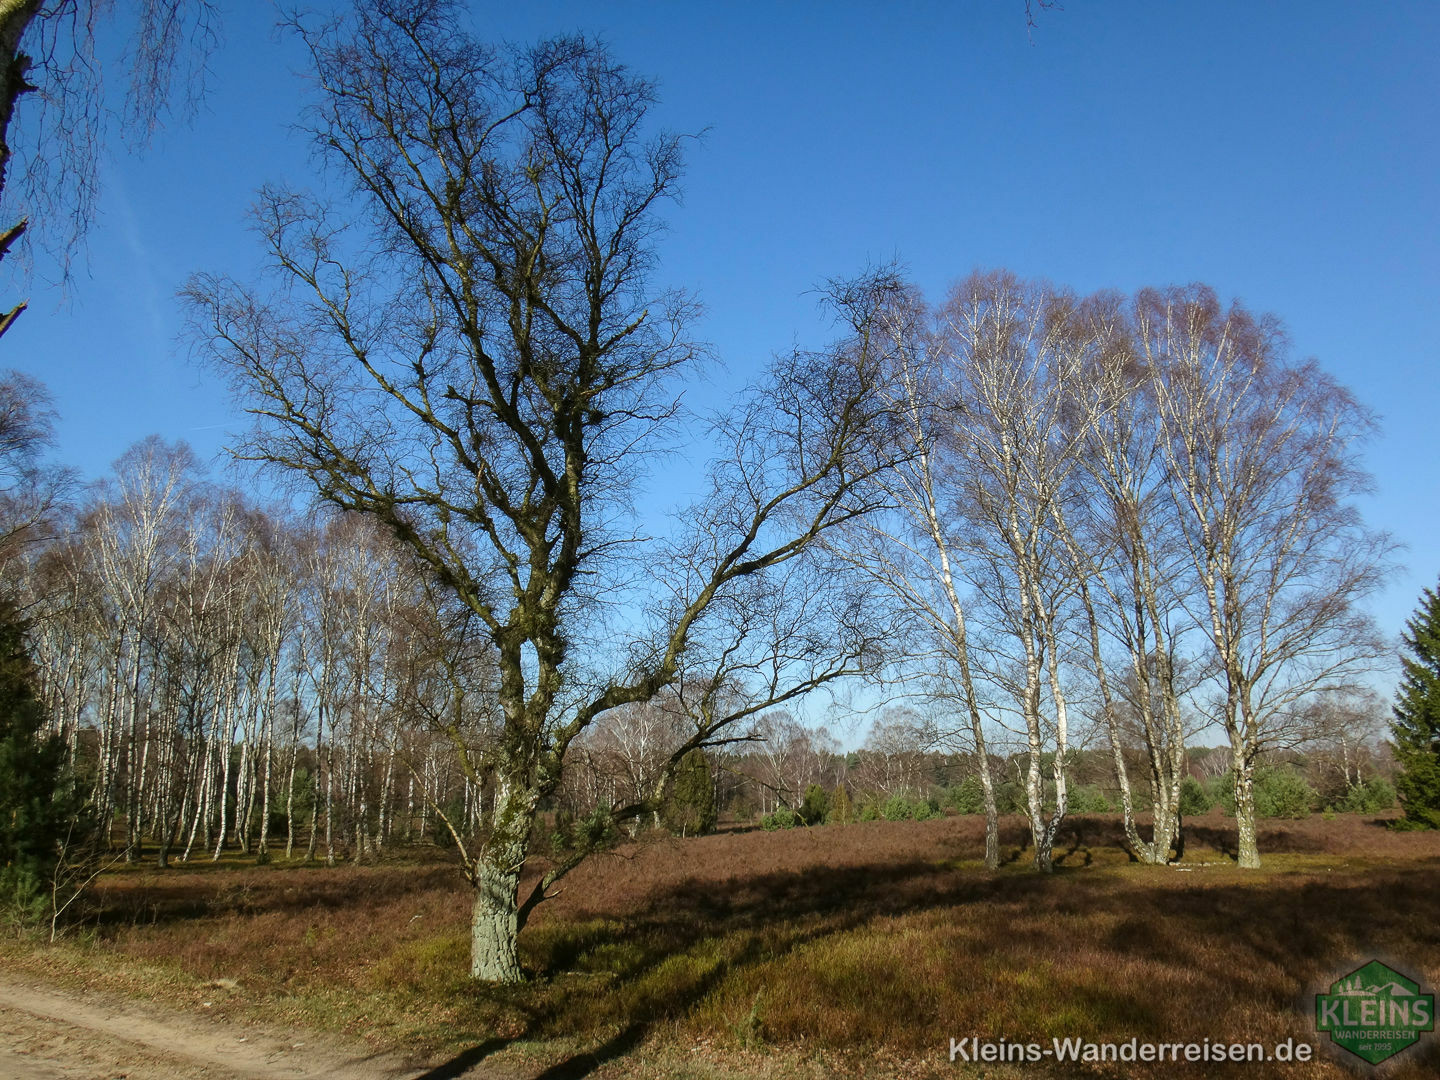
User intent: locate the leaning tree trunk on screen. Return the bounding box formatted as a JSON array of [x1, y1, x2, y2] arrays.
[[1041, 610, 1071, 871], [211, 669, 239, 861], [943, 575, 999, 870]]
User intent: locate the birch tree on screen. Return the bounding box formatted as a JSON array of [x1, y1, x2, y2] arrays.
[[187, 0, 893, 982], [87, 437, 198, 856], [0, 1, 219, 335], [1141, 284, 1392, 867], [846, 276, 1002, 866], [937, 272, 1088, 872], [1058, 291, 1196, 863], [0, 370, 71, 574]]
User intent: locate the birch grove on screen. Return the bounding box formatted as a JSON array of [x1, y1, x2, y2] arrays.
[[11, 442, 493, 871], [1, 259, 1390, 954], [827, 271, 1390, 871]]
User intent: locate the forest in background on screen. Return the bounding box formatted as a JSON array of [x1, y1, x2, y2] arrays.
[[0, 257, 1398, 886]]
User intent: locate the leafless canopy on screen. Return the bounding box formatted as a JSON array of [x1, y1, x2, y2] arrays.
[[186, 0, 897, 980], [0, 368, 73, 576], [0, 0, 219, 278]]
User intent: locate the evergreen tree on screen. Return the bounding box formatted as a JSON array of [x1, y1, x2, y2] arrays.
[[1391, 583, 1440, 829], [0, 602, 82, 924], [799, 783, 830, 826], [662, 750, 717, 837]]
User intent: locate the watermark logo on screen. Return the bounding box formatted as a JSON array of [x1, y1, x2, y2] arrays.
[[1315, 960, 1434, 1065]]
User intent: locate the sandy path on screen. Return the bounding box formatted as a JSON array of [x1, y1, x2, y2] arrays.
[[0, 976, 428, 1080]]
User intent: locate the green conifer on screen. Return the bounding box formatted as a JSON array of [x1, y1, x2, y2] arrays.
[[662, 749, 717, 836], [0, 603, 84, 924], [1391, 583, 1440, 829]]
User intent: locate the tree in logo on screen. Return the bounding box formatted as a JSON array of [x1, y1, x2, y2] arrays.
[[1315, 960, 1435, 1064]]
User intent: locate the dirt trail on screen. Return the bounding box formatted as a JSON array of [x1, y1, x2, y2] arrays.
[[0, 976, 428, 1080]]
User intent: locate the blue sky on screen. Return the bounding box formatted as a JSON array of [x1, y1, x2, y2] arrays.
[[7, 1, 1438, 692]]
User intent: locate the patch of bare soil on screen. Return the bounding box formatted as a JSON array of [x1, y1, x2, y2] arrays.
[[0, 975, 421, 1080]]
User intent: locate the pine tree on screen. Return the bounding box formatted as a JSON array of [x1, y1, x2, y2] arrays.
[[1391, 583, 1440, 829], [0, 602, 83, 924]]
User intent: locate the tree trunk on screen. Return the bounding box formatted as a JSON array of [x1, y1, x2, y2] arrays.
[[1233, 756, 1260, 868], [122, 640, 144, 861], [212, 681, 237, 861], [257, 707, 272, 859], [1025, 744, 1052, 873], [323, 742, 335, 866], [234, 731, 251, 854], [284, 740, 298, 859], [467, 774, 538, 983], [470, 863, 524, 983], [306, 704, 324, 861], [182, 733, 212, 862], [978, 754, 999, 871]]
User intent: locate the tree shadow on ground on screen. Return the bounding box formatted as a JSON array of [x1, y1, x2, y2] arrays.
[[418, 850, 1440, 1078], [77, 815, 1440, 1079]]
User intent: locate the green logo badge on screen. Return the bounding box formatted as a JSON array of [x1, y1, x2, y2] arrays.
[[1315, 960, 1434, 1064]]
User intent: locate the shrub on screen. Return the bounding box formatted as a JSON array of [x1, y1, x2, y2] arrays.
[[550, 805, 620, 853], [1068, 785, 1112, 814], [1255, 767, 1316, 819], [856, 799, 881, 822], [1216, 766, 1315, 819], [994, 780, 1025, 815], [0, 604, 88, 931], [826, 784, 853, 825], [1206, 774, 1231, 810], [760, 807, 800, 831], [880, 793, 934, 822], [1178, 776, 1213, 816], [945, 776, 985, 815], [799, 783, 830, 826], [432, 797, 466, 847], [1330, 777, 1397, 814], [1215, 773, 1236, 816], [663, 749, 717, 836]]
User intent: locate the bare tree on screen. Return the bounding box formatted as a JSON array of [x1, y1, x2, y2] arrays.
[[936, 271, 1089, 872], [149, 486, 245, 867], [584, 699, 687, 823], [186, 1, 893, 982], [852, 708, 930, 800], [1299, 688, 1390, 803], [1057, 291, 1196, 863], [739, 710, 840, 813], [86, 437, 199, 855], [0, 1, 219, 335], [837, 275, 1002, 865], [0, 369, 72, 574], [1142, 284, 1393, 867]]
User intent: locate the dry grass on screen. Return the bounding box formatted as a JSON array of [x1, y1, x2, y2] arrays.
[[5, 811, 1440, 1078]]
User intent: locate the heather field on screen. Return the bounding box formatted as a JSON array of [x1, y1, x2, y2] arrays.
[[5, 813, 1440, 1079]]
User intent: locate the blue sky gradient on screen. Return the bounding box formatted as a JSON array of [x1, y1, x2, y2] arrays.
[[7, 1, 1438, 692]]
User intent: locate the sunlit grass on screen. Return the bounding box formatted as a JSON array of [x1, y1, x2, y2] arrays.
[[4, 812, 1439, 1077]]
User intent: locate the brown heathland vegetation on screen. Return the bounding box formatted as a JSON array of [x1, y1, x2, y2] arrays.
[[4, 813, 1439, 1079]]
